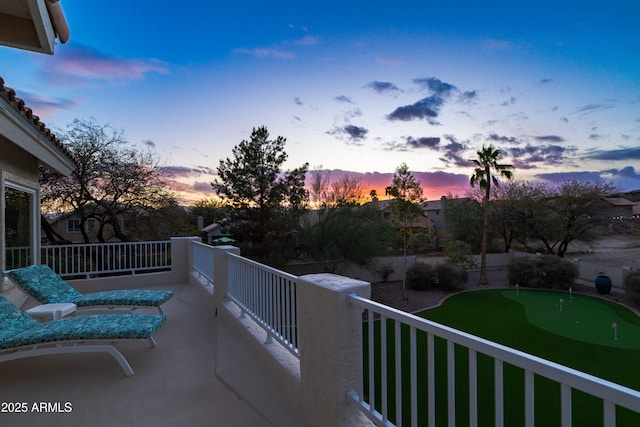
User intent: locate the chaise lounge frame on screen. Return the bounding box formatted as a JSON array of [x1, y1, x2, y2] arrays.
[[0, 294, 166, 376], [7, 264, 173, 314]]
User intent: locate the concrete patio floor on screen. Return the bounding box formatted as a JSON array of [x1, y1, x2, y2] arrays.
[[0, 281, 303, 427]]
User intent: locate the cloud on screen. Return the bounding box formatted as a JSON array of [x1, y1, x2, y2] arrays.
[[382, 136, 441, 151], [459, 90, 478, 103], [161, 166, 216, 178], [292, 36, 319, 46], [364, 81, 402, 96], [583, 146, 640, 161], [334, 95, 352, 103], [487, 133, 521, 144], [294, 97, 303, 106], [373, 56, 405, 66], [327, 124, 369, 144], [501, 96, 516, 106], [534, 171, 605, 185], [344, 109, 362, 120], [192, 181, 216, 193], [507, 144, 577, 169], [387, 96, 443, 124], [233, 47, 294, 59], [439, 135, 470, 167], [387, 77, 472, 124], [482, 38, 514, 50], [413, 77, 456, 97], [43, 45, 169, 87], [405, 136, 441, 149], [540, 78, 553, 85], [605, 166, 640, 179], [17, 91, 80, 118], [309, 169, 470, 201], [536, 166, 640, 193], [576, 103, 615, 114], [142, 139, 156, 149], [534, 135, 565, 143]]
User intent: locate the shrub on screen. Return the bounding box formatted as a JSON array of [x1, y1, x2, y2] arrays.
[[435, 264, 468, 291], [444, 240, 477, 270], [537, 255, 578, 290], [406, 262, 436, 291], [507, 255, 578, 290], [624, 270, 640, 306], [507, 256, 537, 287]]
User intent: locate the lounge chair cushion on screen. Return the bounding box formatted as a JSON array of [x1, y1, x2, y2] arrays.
[[7, 265, 173, 308], [71, 290, 173, 308], [8, 264, 83, 303], [0, 294, 166, 349], [0, 293, 39, 341]]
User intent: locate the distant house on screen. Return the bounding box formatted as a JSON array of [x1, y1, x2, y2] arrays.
[[369, 198, 434, 235], [44, 210, 126, 244], [197, 217, 233, 245], [602, 197, 639, 220]]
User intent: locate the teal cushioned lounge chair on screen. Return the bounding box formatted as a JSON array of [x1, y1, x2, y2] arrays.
[[0, 293, 166, 376], [7, 265, 173, 314]]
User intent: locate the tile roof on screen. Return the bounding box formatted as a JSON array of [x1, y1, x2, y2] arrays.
[[0, 76, 76, 165]]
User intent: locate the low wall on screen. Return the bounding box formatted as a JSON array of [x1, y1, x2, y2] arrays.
[[213, 246, 374, 427], [288, 251, 632, 291]]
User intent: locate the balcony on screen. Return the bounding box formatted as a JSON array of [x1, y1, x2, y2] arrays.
[[2, 237, 639, 426]]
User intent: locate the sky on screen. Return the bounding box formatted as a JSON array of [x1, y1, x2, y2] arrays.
[[1, 0, 639, 203]]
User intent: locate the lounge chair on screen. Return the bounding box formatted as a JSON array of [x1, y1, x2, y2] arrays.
[[7, 265, 173, 314], [0, 293, 166, 376]]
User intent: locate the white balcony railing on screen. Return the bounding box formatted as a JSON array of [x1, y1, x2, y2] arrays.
[[225, 251, 300, 357], [4, 246, 31, 270], [41, 241, 171, 279], [347, 294, 640, 427]]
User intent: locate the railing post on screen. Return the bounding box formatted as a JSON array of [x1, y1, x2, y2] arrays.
[[213, 245, 240, 312], [296, 273, 373, 427]]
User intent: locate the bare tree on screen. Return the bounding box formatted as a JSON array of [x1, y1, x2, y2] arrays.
[[308, 166, 331, 208], [40, 118, 177, 242]]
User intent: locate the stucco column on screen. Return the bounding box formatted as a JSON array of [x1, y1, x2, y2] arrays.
[[297, 273, 373, 427], [170, 236, 200, 284]]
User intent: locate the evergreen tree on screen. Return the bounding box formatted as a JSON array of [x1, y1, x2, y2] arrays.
[[211, 126, 309, 266]]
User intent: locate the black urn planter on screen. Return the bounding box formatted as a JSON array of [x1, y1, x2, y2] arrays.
[[595, 274, 612, 295]]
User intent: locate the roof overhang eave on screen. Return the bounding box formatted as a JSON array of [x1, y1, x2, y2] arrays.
[[0, 99, 75, 175], [0, 0, 69, 55]]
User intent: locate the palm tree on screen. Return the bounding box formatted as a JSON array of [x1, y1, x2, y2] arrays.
[[470, 145, 514, 285]]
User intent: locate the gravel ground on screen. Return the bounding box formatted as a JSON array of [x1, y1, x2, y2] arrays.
[[371, 268, 639, 315]]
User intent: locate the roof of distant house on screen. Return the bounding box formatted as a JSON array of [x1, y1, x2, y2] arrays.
[[604, 197, 637, 206]]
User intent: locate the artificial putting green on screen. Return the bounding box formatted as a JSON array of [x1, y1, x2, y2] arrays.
[[417, 289, 640, 391], [363, 289, 640, 426], [502, 289, 640, 349]]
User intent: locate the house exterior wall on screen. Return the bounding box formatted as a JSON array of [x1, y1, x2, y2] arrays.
[[0, 136, 39, 180], [48, 214, 122, 244], [0, 136, 41, 270]]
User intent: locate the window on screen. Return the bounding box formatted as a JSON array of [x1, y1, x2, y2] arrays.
[[67, 219, 81, 233], [4, 183, 37, 269], [86, 218, 97, 232]]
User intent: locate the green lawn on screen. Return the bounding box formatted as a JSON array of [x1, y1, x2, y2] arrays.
[[363, 289, 640, 426]]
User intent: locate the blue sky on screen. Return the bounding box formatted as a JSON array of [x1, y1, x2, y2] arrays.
[[2, 0, 639, 201]]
